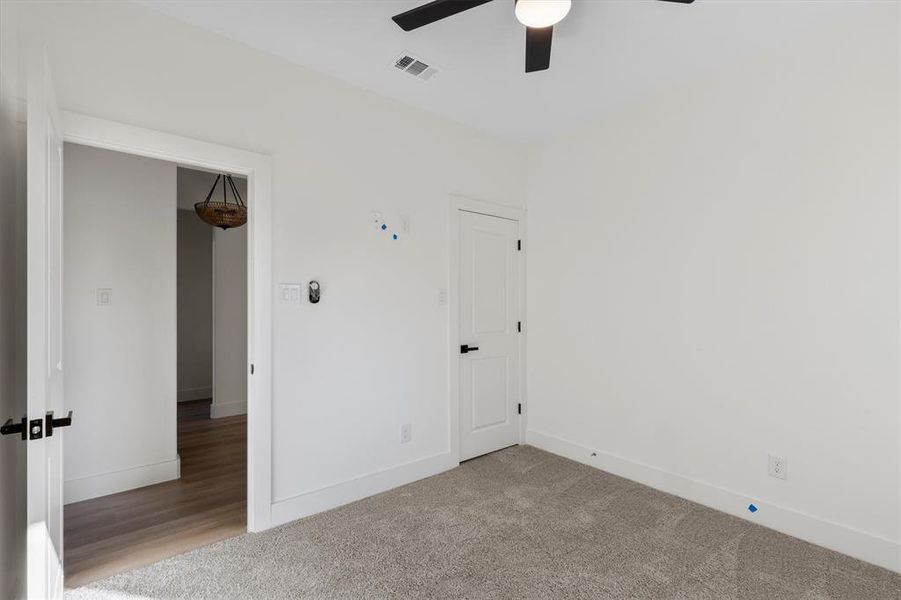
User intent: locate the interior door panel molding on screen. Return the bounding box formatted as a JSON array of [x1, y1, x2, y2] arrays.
[[448, 193, 526, 465]]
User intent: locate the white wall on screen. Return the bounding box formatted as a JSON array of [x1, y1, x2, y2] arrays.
[[24, 0, 526, 520], [29, 0, 898, 575], [0, 1, 26, 597], [177, 168, 247, 417], [213, 224, 247, 419], [63, 143, 179, 504], [176, 208, 212, 402], [525, 5, 900, 572]]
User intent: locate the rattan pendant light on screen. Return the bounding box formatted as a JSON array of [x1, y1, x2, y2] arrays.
[[194, 174, 247, 230]]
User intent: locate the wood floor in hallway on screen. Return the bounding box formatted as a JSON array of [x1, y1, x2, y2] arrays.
[[63, 399, 246, 588]]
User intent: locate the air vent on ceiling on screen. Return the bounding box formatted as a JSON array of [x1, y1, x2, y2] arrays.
[[394, 52, 438, 81]]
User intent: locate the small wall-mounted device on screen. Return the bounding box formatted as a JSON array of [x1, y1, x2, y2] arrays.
[[308, 280, 320, 304], [97, 288, 112, 307]]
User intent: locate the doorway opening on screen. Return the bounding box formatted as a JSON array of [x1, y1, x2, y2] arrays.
[[61, 146, 249, 586]]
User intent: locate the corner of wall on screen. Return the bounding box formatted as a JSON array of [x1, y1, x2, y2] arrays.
[[269, 452, 458, 528], [526, 430, 901, 574], [64, 457, 181, 505]]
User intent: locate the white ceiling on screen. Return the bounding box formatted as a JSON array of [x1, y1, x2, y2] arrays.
[[140, 0, 862, 142]]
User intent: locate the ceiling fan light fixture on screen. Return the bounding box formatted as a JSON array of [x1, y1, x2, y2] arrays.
[[391, 0, 694, 74], [514, 0, 571, 28]]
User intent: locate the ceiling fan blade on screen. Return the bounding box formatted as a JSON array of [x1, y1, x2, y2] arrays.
[[392, 0, 495, 31], [525, 26, 553, 73]]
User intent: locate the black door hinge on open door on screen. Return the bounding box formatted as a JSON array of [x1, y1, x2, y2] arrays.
[[518, 403, 522, 415], [517, 239, 522, 251]]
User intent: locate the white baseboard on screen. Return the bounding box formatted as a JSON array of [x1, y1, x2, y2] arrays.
[[270, 452, 458, 528], [526, 430, 900, 574], [211, 400, 246, 419], [177, 386, 212, 402], [64, 456, 181, 505]]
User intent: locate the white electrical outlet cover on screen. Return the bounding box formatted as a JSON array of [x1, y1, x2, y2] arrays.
[[768, 455, 787, 480]]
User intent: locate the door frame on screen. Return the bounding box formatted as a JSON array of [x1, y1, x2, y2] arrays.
[[60, 111, 274, 532], [448, 193, 527, 463]]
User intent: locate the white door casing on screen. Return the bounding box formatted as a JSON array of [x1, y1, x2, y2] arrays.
[[59, 111, 274, 533], [26, 47, 66, 600], [458, 209, 521, 461]]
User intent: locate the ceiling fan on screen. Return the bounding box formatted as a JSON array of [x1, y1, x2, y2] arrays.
[[392, 0, 695, 73]]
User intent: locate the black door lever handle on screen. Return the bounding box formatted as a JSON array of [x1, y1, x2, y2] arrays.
[[1, 417, 27, 440], [460, 345, 480, 354], [1, 413, 72, 440], [45, 410, 73, 437]]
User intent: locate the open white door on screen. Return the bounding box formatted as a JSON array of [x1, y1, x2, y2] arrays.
[[26, 47, 66, 600]]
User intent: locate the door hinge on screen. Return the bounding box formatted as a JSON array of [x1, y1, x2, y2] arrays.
[[517, 403, 522, 415], [517, 321, 521, 333], [250, 363, 255, 375], [517, 239, 522, 251]]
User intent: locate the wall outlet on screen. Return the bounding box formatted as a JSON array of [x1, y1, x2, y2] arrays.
[[768, 455, 787, 480], [400, 423, 412, 444]]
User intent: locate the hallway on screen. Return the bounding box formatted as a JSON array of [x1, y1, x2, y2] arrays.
[[64, 400, 246, 587]]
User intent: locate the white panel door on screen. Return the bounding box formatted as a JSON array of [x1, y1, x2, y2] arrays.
[[26, 49, 66, 600], [459, 210, 520, 461]]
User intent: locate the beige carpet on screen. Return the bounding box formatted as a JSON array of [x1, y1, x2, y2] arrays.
[[67, 446, 900, 599]]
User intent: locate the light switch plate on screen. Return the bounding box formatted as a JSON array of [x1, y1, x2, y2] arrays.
[[97, 288, 112, 306], [279, 284, 301, 304]]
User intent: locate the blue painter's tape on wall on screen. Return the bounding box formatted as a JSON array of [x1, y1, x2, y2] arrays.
[[381, 223, 387, 230], [748, 504, 758, 513], [393, 234, 398, 240]]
